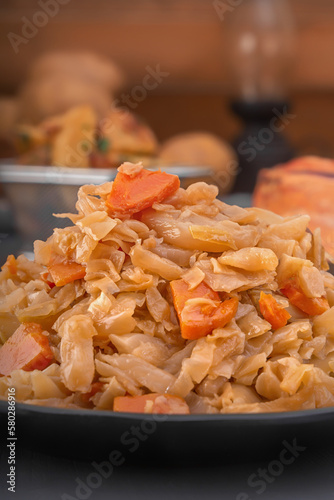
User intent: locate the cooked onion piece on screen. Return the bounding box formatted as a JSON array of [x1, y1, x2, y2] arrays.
[[141, 209, 261, 252], [59, 315, 97, 392], [218, 247, 278, 272], [130, 243, 183, 281]]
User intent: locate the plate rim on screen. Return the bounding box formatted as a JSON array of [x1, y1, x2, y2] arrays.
[[1, 399, 334, 423], [0, 163, 214, 185]]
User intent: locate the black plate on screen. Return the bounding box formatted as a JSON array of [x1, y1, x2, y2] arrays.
[[1, 401, 334, 462]]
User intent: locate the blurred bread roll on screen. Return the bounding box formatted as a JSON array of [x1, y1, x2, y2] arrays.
[[159, 132, 237, 194], [18, 76, 112, 124], [0, 97, 18, 158], [0, 98, 18, 137], [27, 51, 124, 92], [17, 51, 124, 124]]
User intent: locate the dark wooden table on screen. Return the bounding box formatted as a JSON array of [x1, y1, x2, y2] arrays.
[[1, 440, 334, 500]]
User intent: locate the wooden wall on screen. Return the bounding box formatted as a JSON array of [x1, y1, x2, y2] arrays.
[[1, 0, 334, 92]]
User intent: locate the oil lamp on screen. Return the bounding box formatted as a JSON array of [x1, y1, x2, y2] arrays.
[[226, 0, 296, 192]]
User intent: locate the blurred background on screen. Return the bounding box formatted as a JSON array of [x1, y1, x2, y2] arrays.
[[1, 0, 333, 153], [0, 0, 334, 261]]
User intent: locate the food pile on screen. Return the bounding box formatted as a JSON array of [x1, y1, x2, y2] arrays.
[[16, 105, 158, 169], [0, 162, 334, 414]]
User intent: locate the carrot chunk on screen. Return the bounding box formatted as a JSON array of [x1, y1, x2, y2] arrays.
[[170, 279, 239, 340], [113, 393, 190, 414], [0, 323, 54, 376], [280, 277, 329, 317], [106, 168, 180, 217], [48, 254, 86, 287], [1, 255, 17, 275], [259, 292, 291, 330]]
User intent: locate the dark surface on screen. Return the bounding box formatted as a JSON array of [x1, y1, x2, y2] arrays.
[[0, 427, 333, 500], [1, 402, 334, 460], [0, 196, 19, 266], [0, 402, 334, 500], [0, 234, 24, 265]]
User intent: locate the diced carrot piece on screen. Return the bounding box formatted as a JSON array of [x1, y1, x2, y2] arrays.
[[171, 279, 220, 312], [170, 279, 239, 340], [1, 255, 17, 275], [48, 254, 86, 287], [280, 277, 329, 317], [259, 292, 291, 330], [106, 168, 180, 216], [0, 323, 54, 376], [113, 393, 190, 414]]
